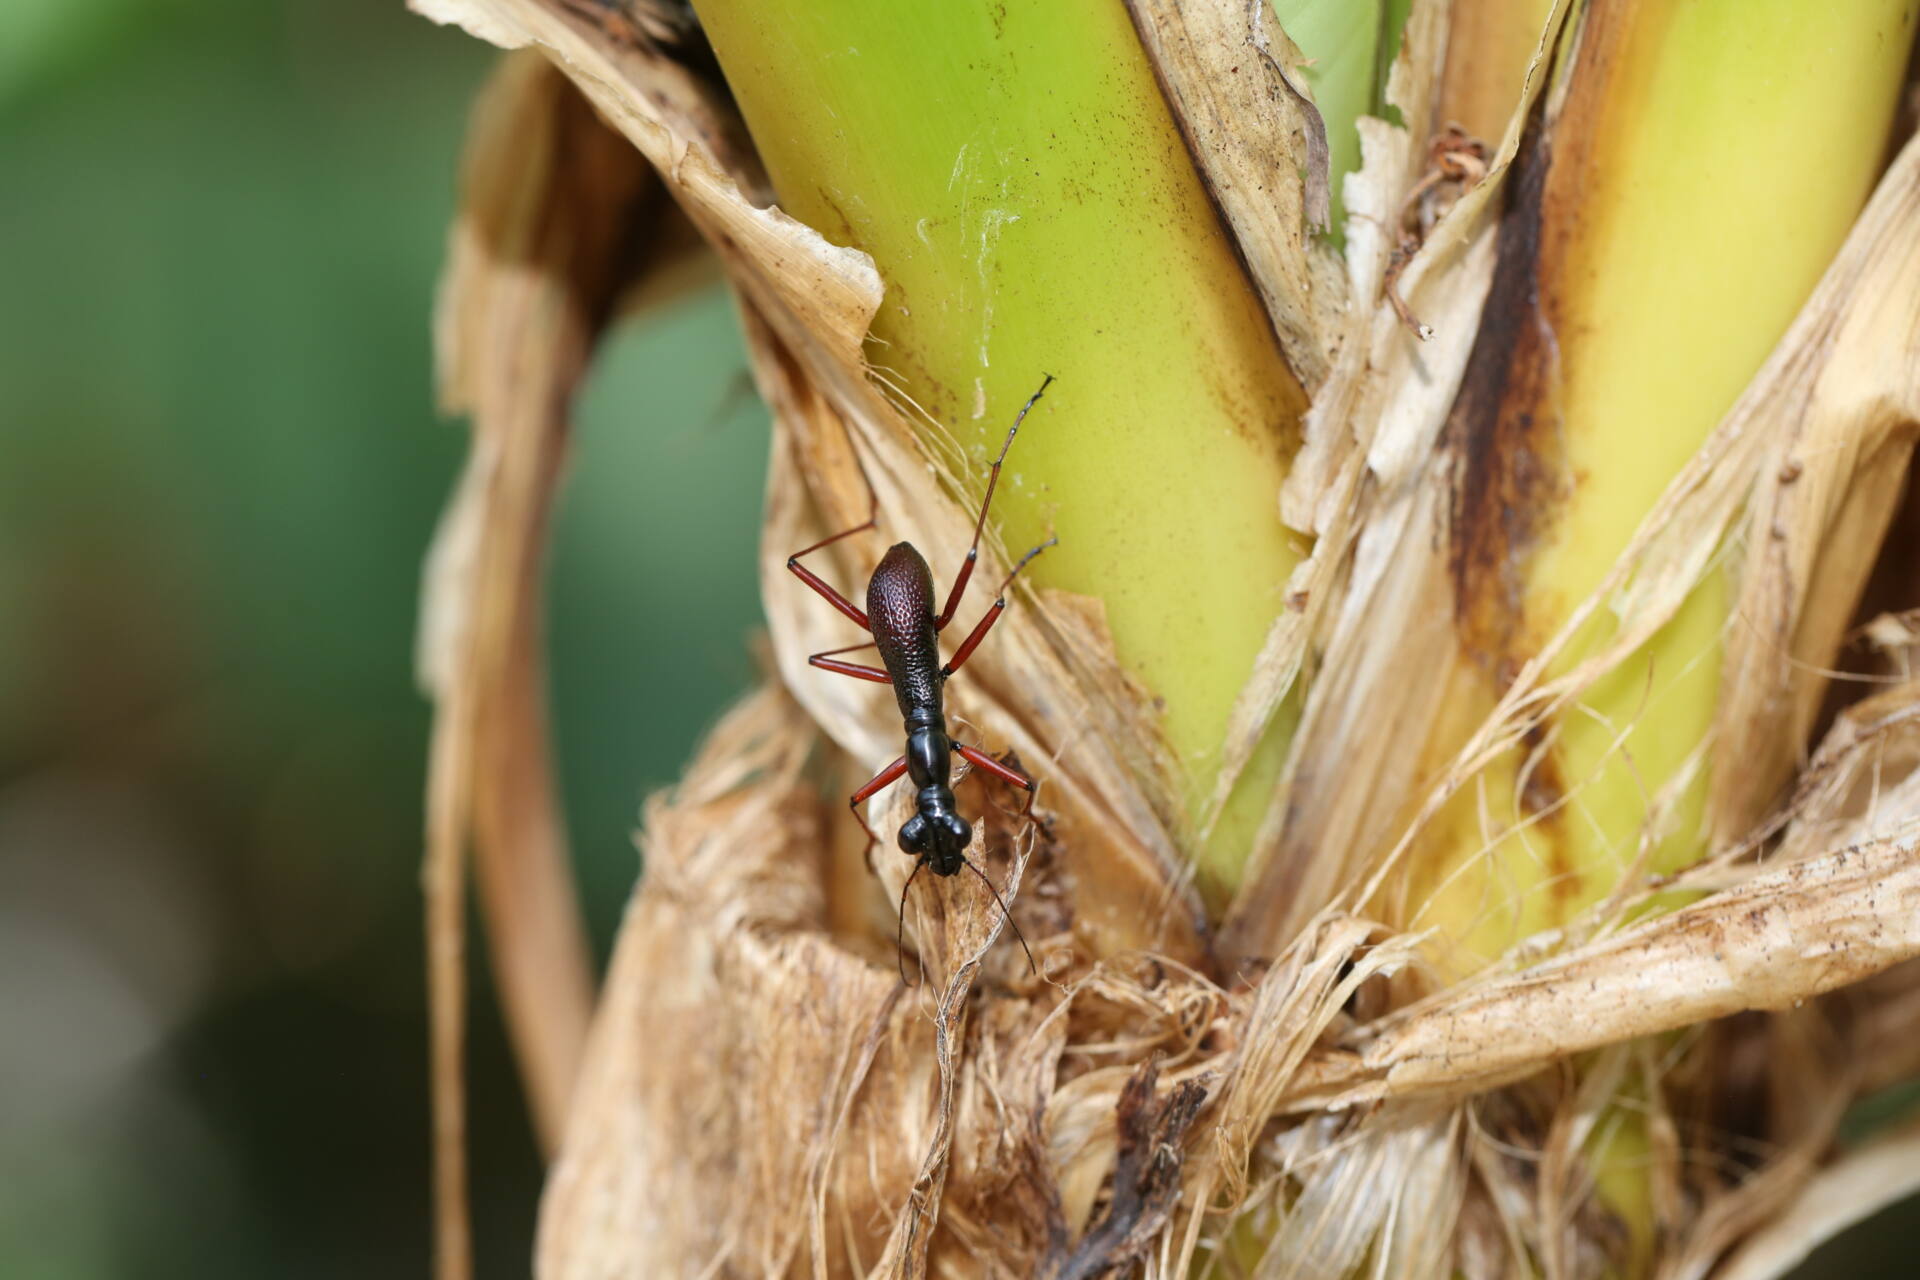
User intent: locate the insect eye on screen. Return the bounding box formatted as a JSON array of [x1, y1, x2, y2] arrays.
[[898, 815, 929, 854]]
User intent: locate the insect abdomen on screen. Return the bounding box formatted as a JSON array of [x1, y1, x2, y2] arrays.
[[867, 543, 942, 718]]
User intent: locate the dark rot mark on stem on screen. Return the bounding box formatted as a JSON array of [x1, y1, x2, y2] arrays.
[[1444, 94, 1568, 675], [1444, 4, 1637, 678]]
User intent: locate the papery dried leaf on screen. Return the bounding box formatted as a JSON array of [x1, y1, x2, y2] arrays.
[[1711, 180, 1920, 840], [419, 49, 653, 1278], [1440, 0, 1561, 142], [1285, 826, 1920, 1113], [537, 685, 928, 1277], [414, 0, 879, 361], [1261, 1105, 1465, 1280]]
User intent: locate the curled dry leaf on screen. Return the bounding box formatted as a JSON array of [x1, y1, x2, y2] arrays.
[[1284, 823, 1920, 1113], [419, 47, 660, 1277]]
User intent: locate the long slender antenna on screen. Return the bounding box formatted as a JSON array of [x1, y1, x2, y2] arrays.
[[969, 377, 1050, 545], [896, 859, 930, 987], [971, 374, 1053, 543], [995, 536, 1057, 595], [1001, 373, 1054, 455], [961, 856, 1038, 977], [937, 374, 1056, 631]]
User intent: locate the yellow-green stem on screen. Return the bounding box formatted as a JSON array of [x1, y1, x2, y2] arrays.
[[1404, 0, 1917, 975], [690, 0, 1312, 887]]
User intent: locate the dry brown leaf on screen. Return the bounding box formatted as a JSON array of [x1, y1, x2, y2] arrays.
[[1711, 188, 1920, 841], [534, 679, 1186, 1278], [1287, 815, 1920, 1113], [1440, 0, 1561, 142], [418, 49, 656, 1278], [535, 685, 926, 1277]]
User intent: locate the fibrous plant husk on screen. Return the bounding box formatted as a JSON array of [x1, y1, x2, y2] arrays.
[[410, 1, 1920, 1276]]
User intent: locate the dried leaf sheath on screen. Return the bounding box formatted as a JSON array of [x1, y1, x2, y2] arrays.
[[533, 675, 1920, 1275]]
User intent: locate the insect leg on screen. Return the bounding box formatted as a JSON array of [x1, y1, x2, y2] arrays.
[[936, 374, 1053, 630], [808, 639, 892, 685], [940, 537, 1056, 678], [788, 516, 877, 630], [848, 755, 909, 849], [954, 743, 1034, 796]]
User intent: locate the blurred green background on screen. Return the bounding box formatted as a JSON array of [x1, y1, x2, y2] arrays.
[[1, 1, 766, 1274], [0, 1, 1912, 1277]]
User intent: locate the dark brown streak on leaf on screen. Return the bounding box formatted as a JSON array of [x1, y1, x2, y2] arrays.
[[1047, 1059, 1210, 1280], [1445, 1, 1632, 679], [1443, 92, 1563, 678]]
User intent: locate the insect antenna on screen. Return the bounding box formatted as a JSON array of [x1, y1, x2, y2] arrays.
[[896, 858, 930, 987], [961, 855, 1037, 977], [996, 535, 1058, 594]]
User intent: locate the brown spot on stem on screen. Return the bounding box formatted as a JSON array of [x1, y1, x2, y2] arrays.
[[1445, 2, 1640, 677], [1445, 103, 1565, 671]]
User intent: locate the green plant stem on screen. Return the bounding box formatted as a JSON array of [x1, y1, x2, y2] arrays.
[[690, 0, 1312, 887]]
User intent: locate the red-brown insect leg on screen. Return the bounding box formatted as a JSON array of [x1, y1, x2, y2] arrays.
[[808, 639, 891, 684], [942, 535, 1055, 677], [942, 601, 1004, 678], [934, 549, 978, 633], [810, 657, 892, 684], [954, 742, 1033, 794], [849, 755, 909, 848], [787, 518, 876, 630]]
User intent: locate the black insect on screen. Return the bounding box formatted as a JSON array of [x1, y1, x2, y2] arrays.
[[787, 375, 1057, 982]]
